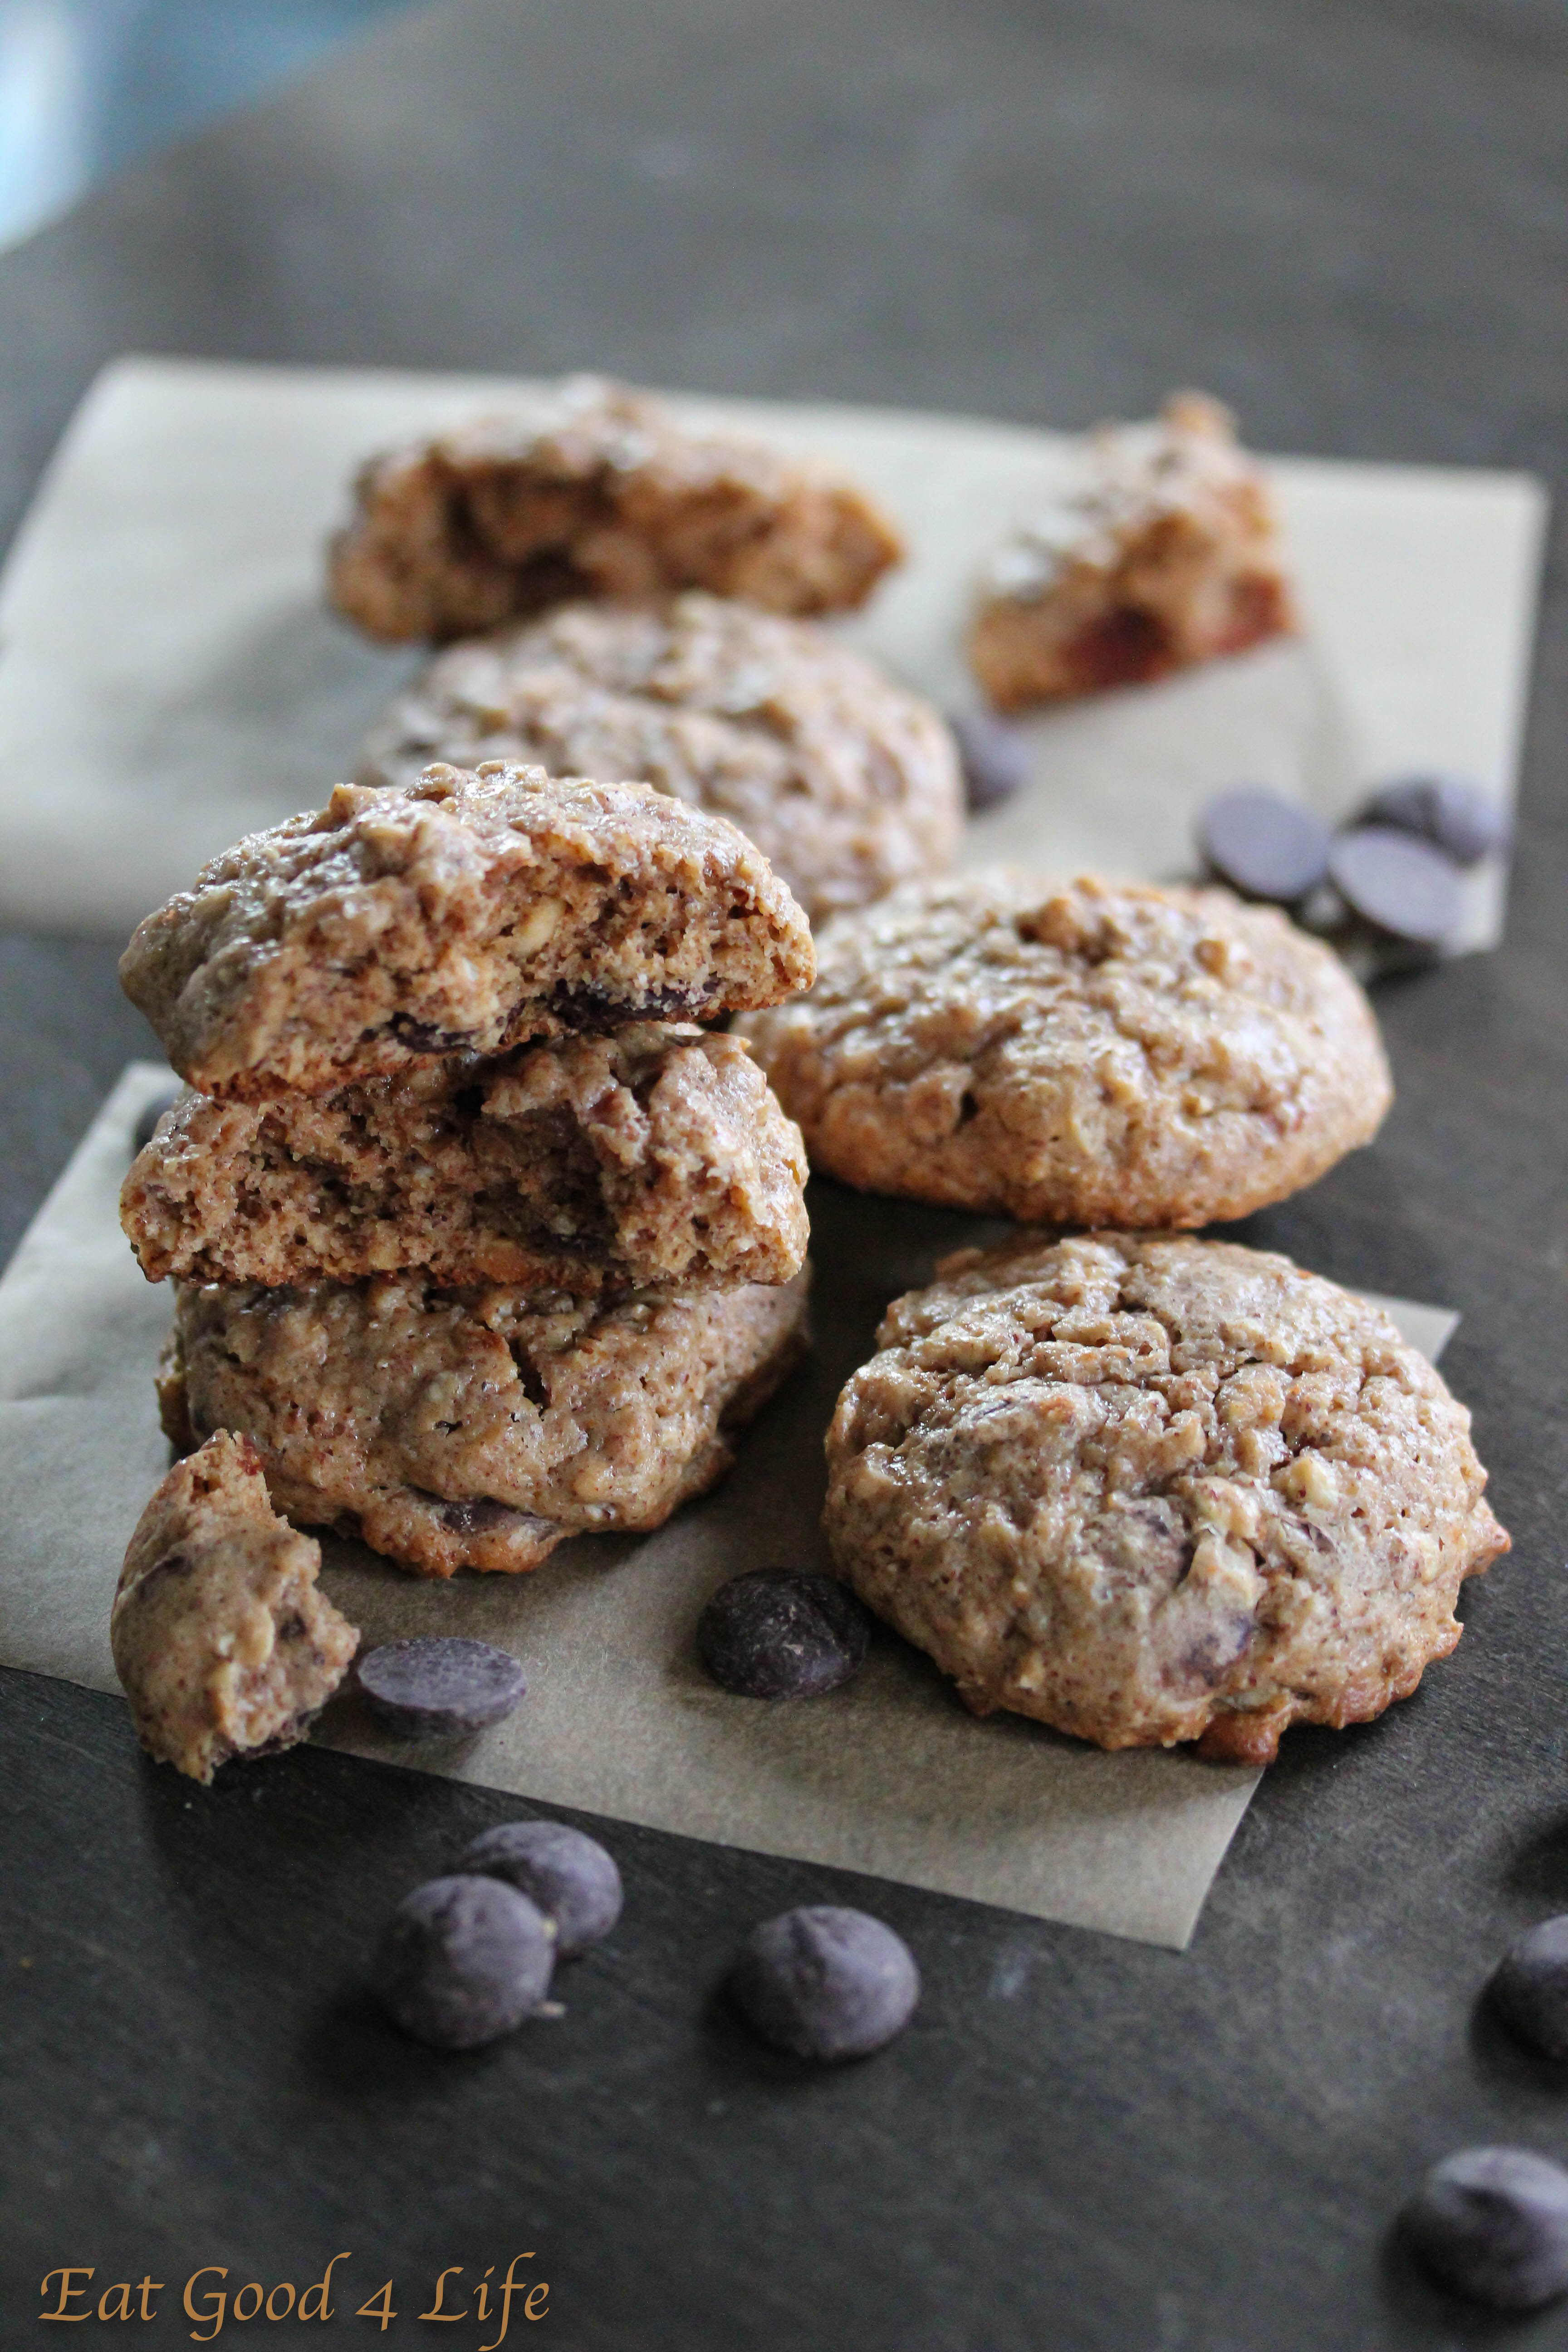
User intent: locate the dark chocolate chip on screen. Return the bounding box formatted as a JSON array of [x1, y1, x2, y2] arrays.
[[461, 1820, 622, 1958], [729, 1906, 919, 2061], [1197, 787, 1331, 902], [357, 1637, 526, 1740], [545, 981, 715, 1034], [1327, 826, 1462, 946], [949, 711, 1032, 813], [1491, 1917, 1568, 2060], [1401, 2146, 1568, 2311], [697, 1569, 872, 1699], [1358, 775, 1509, 867], [389, 1013, 480, 1054], [132, 1090, 181, 1155], [372, 1875, 554, 2049]]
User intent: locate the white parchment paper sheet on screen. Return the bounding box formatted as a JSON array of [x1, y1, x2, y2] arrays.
[[0, 1065, 1461, 1950], [0, 357, 1545, 941]]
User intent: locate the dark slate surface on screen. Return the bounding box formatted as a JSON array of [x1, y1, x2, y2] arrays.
[[3, 0, 1567, 2342]]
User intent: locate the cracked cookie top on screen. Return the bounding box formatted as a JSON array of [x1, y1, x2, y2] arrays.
[[119, 762, 815, 1100], [823, 1232, 1508, 1762], [739, 872, 1391, 1227]]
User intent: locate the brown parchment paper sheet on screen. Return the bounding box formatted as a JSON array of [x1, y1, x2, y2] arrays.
[[0, 356, 1546, 941], [0, 1065, 1461, 1950]]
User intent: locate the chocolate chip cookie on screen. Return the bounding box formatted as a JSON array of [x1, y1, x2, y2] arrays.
[[119, 763, 814, 1100], [358, 593, 963, 924], [122, 1024, 808, 1293], [969, 393, 1295, 709], [160, 1267, 811, 1578], [740, 874, 1391, 1227], [111, 1430, 359, 1780], [329, 375, 903, 642], [823, 1232, 1508, 1762]]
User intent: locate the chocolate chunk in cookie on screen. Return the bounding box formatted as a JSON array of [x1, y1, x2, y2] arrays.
[[119, 763, 814, 1100], [111, 1430, 358, 1781]]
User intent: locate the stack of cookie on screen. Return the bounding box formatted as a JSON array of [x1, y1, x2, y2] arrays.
[[119, 760, 817, 1580]]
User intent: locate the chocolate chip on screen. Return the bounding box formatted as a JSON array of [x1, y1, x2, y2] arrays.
[[697, 1570, 872, 1699], [729, 1906, 919, 2061], [949, 712, 1031, 813], [1359, 775, 1509, 868], [389, 1013, 479, 1053], [132, 1090, 181, 1155], [1327, 826, 1462, 947], [373, 1875, 554, 2049], [357, 1638, 526, 1740], [1197, 787, 1331, 902], [461, 1820, 622, 1958], [546, 981, 714, 1034], [1491, 1917, 1568, 2060], [1401, 2146, 1568, 2311]]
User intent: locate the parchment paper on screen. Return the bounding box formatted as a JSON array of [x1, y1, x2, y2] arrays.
[[0, 1063, 1461, 1951], [0, 356, 1545, 943]]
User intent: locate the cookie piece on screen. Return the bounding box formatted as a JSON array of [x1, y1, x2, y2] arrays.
[[358, 594, 963, 925], [969, 394, 1295, 710], [120, 1025, 808, 1293], [328, 375, 903, 643], [159, 1266, 811, 1579], [740, 874, 1391, 1228], [119, 764, 814, 1101], [824, 1232, 1509, 1763], [111, 1430, 358, 1781]]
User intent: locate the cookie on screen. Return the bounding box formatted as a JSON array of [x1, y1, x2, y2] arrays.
[[119, 763, 814, 1101], [159, 1266, 811, 1578], [328, 375, 903, 642], [111, 1430, 358, 1781], [121, 1024, 808, 1293], [358, 593, 963, 924], [969, 393, 1295, 710], [823, 1232, 1508, 1763], [740, 874, 1391, 1227]]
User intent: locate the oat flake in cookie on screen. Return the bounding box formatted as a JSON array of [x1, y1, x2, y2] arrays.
[[118, 763, 815, 1101], [111, 1431, 358, 1781], [160, 1268, 811, 1579], [824, 1233, 1508, 1764], [358, 593, 963, 925], [121, 1025, 808, 1294], [328, 374, 903, 643], [740, 874, 1391, 1229]]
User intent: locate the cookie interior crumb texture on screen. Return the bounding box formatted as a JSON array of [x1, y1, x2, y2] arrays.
[[823, 1232, 1508, 1763], [740, 873, 1392, 1228], [328, 374, 904, 642], [358, 593, 964, 924], [118, 763, 815, 1100], [120, 1024, 809, 1293], [160, 1266, 812, 1578], [110, 1429, 359, 1781], [969, 392, 1296, 710]]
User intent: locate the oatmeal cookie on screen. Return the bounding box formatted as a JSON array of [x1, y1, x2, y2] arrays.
[[111, 1430, 358, 1781], [160, 1267, 811, 1578], [122, 1024, 808, 1293], [329, 375, 902, 642], [824, 1232, 1508, 1762], [358, 594, 963, 924], [969, 394, 1295, 709], [739, 873, 1391, 1227], [119, 763, 814, 1100]]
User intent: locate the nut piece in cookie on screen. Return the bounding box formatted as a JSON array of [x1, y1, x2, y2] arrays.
[[111, 1430, 358, 1781], [358, 593, 963, 926], [118, 762, 815, 1100], [740, 873, 1391, 1229], [328, 375, 903, 643], [969, 394, 1295, 710], [823, 1232, 1509, 1764], [120, 1025, 808, 1294], [159, 1265, 812, 1579]]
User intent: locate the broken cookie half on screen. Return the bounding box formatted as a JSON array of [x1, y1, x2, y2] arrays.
[[112, 1430, 358, 1781]]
